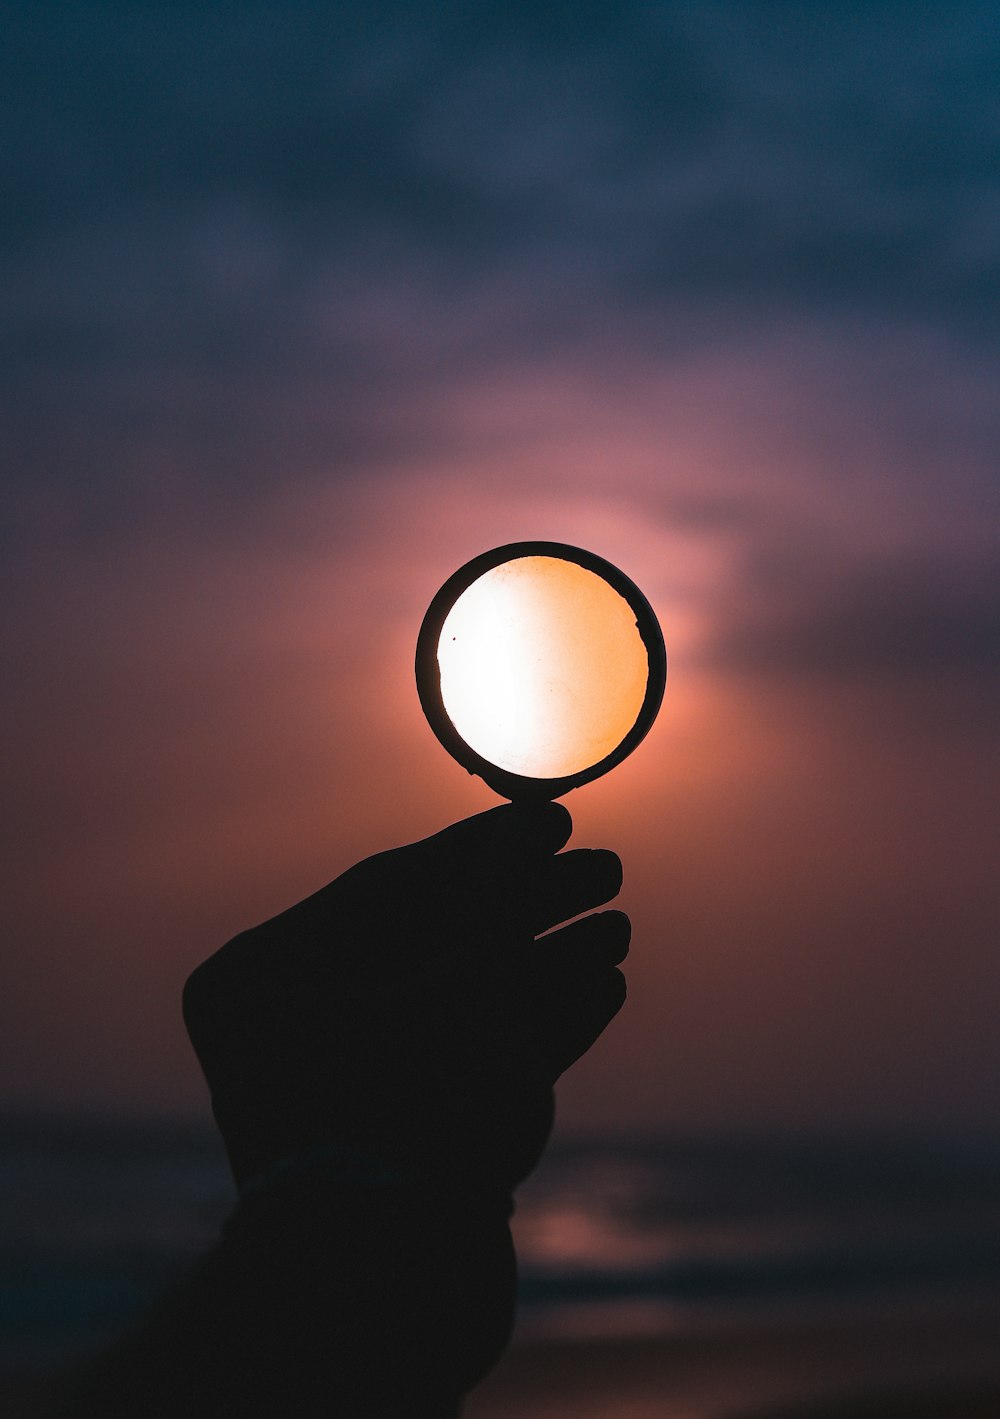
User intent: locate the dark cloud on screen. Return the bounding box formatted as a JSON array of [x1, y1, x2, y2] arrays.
[[710, 547, 1000, 680], [3, 1, 998, 653], [4, 3, 998, 315]]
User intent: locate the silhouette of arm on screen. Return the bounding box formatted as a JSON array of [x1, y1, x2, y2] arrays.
[[59, 802, 629, 1416]]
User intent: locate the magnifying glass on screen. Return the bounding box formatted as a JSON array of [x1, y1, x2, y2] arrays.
[[416, 541, 666, 800]]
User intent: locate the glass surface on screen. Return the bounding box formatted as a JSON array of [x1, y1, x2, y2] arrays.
[[436, 555, 649, 779]]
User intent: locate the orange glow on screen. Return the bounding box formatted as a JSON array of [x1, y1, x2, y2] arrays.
[[436, 555, 649, 779]]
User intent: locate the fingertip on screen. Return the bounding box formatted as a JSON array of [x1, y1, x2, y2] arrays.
[[590, 848, 623, 897], [574, 908, 631, 964], [430, 798, 572, 861], [513, 798, 572, 853], [602, 909, 632, 959], [610, 851, 624, 893], [608, 966, 627, 1013]]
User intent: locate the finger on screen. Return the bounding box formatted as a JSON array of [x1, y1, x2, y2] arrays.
[[314, 800, 573, 938], [412, 801, 574, 936], [426, 800, 573, 867], [521, 911, 630, 1077], [531, 849, 623, 936], [533, 960, 628, 1079], [534, 909, 631, 969]]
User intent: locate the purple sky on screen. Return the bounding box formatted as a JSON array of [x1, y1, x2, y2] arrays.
[[2, 2, 998, 1137]]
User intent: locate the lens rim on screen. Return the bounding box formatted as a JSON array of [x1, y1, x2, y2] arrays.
[[415, 540, 667, 800]]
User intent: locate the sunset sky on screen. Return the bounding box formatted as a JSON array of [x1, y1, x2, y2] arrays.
[[3, 2, 998, 1139]]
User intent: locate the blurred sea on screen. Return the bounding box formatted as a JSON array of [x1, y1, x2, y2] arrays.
[[2, 1116, 999, 1406], [511, 1134, 1000, 1342]]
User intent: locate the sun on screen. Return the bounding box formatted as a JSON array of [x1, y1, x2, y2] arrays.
[[436, 555, 649, 780]]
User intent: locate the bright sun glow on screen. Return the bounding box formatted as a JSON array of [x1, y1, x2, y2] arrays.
[[437, 555, 649, 779]]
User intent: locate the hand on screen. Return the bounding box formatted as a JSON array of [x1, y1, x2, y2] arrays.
[[183, 802, 629, 1198]]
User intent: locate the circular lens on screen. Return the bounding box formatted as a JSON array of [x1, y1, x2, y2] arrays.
[[416, 542, 666, 799]]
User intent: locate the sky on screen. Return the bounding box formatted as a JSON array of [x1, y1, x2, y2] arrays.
[[3, 1, 998, 1139]]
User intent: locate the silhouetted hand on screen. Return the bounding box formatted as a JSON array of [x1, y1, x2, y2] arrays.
[[184, 801, 629, 1199], [61, 806, 630, 1417]]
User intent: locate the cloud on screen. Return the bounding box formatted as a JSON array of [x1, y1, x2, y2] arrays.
[[5, 3, 999, 321], [709, 547, 1000, 680], [3, 2, 999, 691]]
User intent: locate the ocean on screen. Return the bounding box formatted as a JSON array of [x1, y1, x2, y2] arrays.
[[2, 1117, 999, 1412], [511, 1134, 1000, 1340]]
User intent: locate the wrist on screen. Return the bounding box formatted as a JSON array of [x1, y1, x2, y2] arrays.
[[238, 1140, 405, 1201], [225, 1164, 519, 1402]]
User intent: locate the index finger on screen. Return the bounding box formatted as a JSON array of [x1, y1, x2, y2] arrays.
[[422, 800, 573, 869], [403, 801, 574, 943]]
